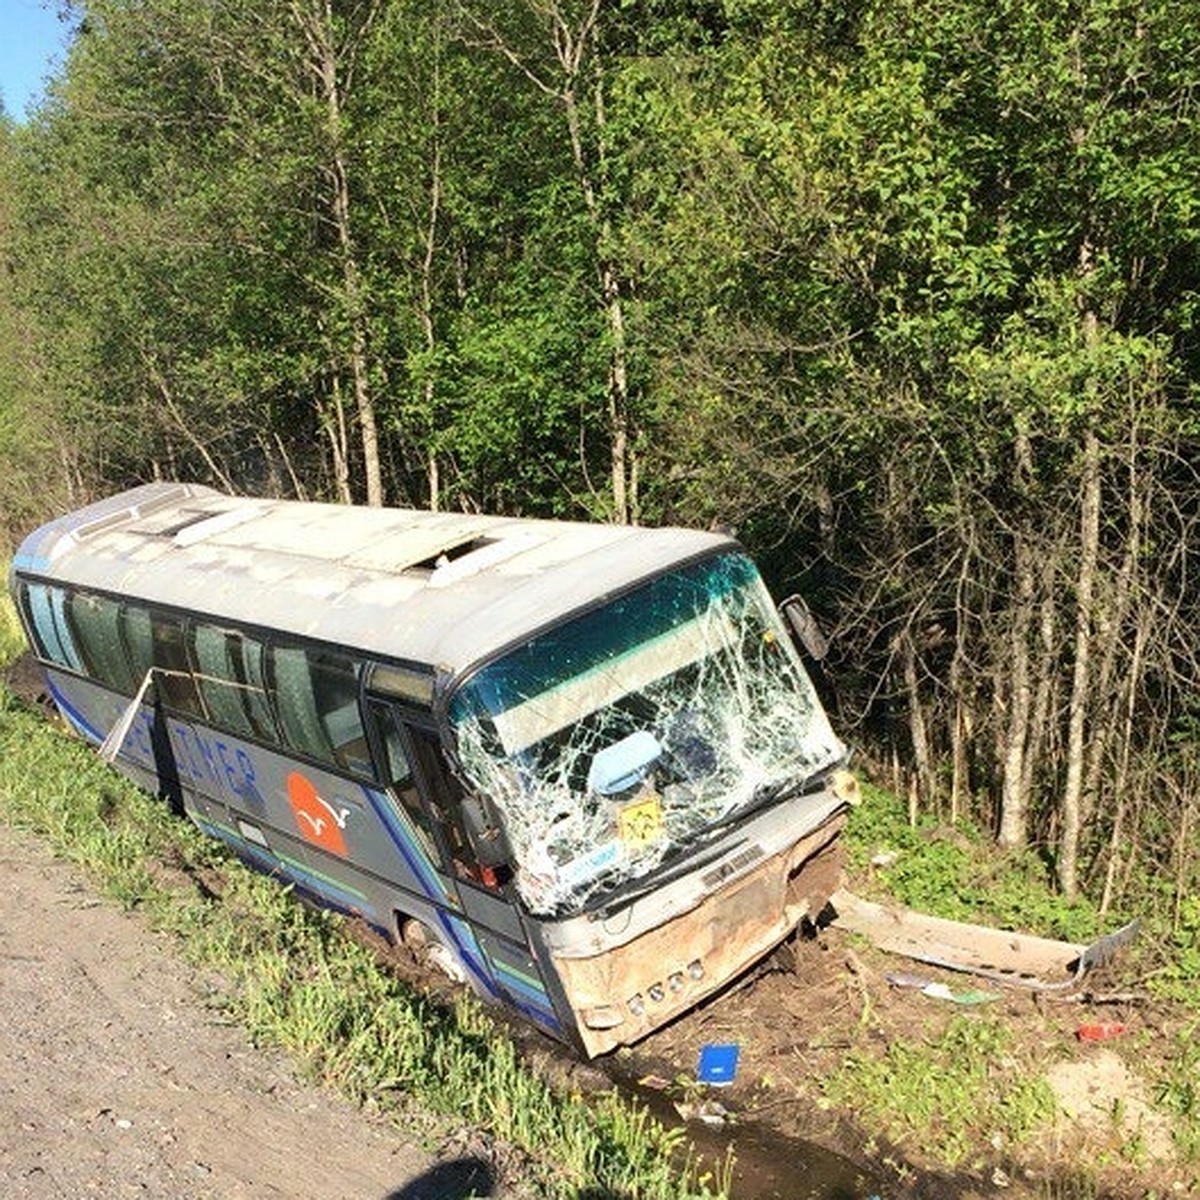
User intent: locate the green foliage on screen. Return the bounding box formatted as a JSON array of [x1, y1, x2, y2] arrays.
[[845, 784, 1107, 944], [1155, 1022, 1200, 1159], [0, 699, 728, 1200], [822, 1015, 1056, 1167], [0, 581, 25, 668], [1146, 896, 1200, 1007]]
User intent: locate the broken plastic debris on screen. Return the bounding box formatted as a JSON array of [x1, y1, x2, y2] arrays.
[[944, 988, 999, 1005], [920, 982, 999, 1004], [1076, 1022, 1128, 1041], [675, 1098, 731, 1126], [921, 982, 956, 1001], [697, 1043, 740, 1085], [885, 972, 932, 990], [637, 1073, 673, 1091]]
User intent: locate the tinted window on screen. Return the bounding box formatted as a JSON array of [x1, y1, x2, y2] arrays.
[[270, 643, 368, 775], [68, 592, 137, 693], [366, 701, 437, 859], [109, 605, 202, 716], [192, 624, 278, 742], [20, 583, 83, 672]]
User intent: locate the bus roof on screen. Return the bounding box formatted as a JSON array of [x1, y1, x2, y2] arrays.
[[13, 483, 736, 682]]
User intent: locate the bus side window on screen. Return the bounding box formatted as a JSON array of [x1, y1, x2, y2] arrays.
[[134, 609, 204, 717], [190, 624, 279, 743], [238, 634, 279, 741], [404, 726, 488, 884], [271, 643, 370, 776], [21, 583, 84, 673], [155, 614, 204, 716], [68, 591, 137, 693], [192, 624, 258, 739], [365, 701, 438, 862]]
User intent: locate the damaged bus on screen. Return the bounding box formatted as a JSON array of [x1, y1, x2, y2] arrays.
[[9, 483, 858, 1056]]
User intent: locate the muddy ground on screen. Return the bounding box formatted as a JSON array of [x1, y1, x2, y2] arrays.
[[618, 914, 1189, 1200]]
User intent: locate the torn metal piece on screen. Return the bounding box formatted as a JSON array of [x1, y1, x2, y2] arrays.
[[1073, 918, 1141, 977], [830, 889, 1140, 992]]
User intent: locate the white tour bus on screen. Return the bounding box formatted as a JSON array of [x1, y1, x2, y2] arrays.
[[10, 482, 857, 1056]]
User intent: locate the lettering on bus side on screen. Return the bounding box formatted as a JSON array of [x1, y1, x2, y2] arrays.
[[166, 721, 263, 806]]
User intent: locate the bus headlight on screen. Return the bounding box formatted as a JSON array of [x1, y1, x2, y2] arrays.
[[581, 1004, 625, 1030]]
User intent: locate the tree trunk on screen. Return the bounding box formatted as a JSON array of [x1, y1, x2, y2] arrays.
[[417, 80, 444, 512], [901, 630, 935, 817], [1059, 425, 1101, 898], [999, 532, 1035, 847], [307, 0, 383, 506]]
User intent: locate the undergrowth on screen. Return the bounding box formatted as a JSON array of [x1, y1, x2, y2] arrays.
[[0, 697, 729, 1200], [843, 779, 1200, 1173], [845, 782, 1119, 944], [843, 783, 1200, 1013], [0, 582, 23, 665], [821, 1015, 1056, 1168]]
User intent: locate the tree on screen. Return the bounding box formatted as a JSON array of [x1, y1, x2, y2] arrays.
[[457, 0, 645, 522]]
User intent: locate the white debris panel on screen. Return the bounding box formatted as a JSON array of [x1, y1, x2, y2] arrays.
[[449, 553, 844, 916]]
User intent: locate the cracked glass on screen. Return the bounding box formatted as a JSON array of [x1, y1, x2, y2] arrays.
[[448, 552, 844, 916]]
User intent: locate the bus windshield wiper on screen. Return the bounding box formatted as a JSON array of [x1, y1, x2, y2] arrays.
[[591, 837, 748, 919], [702, 761, 840, 842]]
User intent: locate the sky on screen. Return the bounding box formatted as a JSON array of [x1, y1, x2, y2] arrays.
[[0, 0, 73, 121]]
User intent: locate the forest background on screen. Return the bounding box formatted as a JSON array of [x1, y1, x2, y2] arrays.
[[1, 0, 1197, 926]]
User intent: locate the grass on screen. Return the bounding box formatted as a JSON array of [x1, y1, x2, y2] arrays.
[[843, 779, 1200, 1177], [0, 688, 728, 1197], [0, 582, 24, 665], [820, 1014, 1056, 1168], [843, 781, 1106, 944]]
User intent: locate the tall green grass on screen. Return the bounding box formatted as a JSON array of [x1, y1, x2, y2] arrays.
[[0, 692, 729, 1199], [0, 580, 24, 665]]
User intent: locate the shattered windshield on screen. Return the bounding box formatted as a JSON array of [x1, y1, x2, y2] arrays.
[[448, 552, 844, 916]]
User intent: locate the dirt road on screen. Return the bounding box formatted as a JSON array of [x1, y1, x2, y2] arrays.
[[0, 823, 502, 1200]]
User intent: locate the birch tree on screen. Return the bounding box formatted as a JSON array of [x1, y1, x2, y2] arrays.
[[456, 0, 641, 522]]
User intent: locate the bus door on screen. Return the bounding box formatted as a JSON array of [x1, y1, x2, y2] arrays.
[[365, 698, 564, 1036]]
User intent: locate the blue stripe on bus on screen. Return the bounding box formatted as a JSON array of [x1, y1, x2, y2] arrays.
[[41, 680, 545, 1025], [275, 852, 375, 917], [360, 784, 448, 902], [46, 677, 104, 744], [491, 957, 557, 1016], [12, 550, 49, 574], [194, 817, 382, 925], [360, 785, 502, 1001]]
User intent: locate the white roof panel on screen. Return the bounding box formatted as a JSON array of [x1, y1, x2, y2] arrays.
[[14, 483, 737, 684]]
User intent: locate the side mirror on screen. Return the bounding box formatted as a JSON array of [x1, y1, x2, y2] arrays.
[[779, 594, 829, 662]]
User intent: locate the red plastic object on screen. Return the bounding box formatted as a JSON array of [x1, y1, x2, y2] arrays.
[[1076, 1022, 1128, 1041]]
